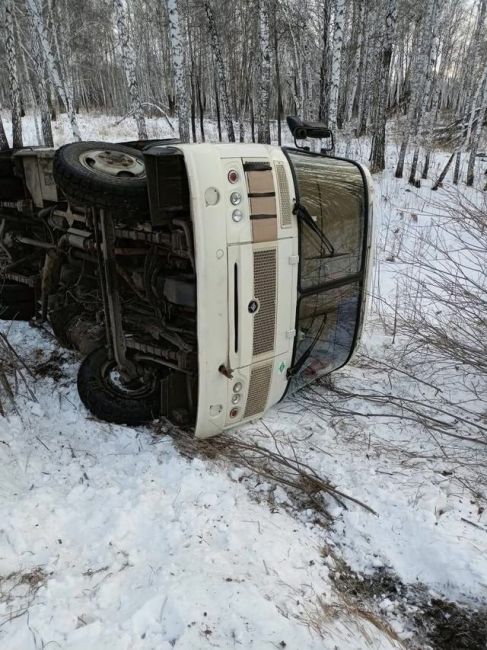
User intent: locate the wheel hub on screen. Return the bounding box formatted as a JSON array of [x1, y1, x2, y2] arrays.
[[79, 149, 146, 178], [103, 362, 155, 398]]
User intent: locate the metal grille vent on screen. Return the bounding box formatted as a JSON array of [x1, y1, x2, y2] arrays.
[[253, 248, 277, 356], [244, 363, 273, 418], [275, 162, 292, 228]]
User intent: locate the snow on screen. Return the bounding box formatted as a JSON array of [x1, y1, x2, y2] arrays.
[[0, 111, 486, 648], [0, 326, 404, 650]]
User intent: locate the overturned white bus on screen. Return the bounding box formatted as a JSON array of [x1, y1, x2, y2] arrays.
[[0, 117, 373, 437]]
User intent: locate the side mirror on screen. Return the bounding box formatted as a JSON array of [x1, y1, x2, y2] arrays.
[[286, 116, 334, 152]]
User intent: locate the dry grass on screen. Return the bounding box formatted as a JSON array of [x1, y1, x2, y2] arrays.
[[0, 567, 47, 628], [157, 424, 376, 525], [0, 330, 36, 415], [297, 591, 405, 648]]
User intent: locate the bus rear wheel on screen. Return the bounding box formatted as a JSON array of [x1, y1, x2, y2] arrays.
[[77, 347, 168, 426]]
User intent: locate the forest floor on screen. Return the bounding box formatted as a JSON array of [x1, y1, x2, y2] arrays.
[[0, 113, 486, 649]]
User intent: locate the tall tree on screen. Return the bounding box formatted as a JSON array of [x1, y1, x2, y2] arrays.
[[343, 0, 365, 131], [204, 0, 235, 142], [370, 1, 396, 173], [328, 0, 345, 134], [29, 10, 54, 146], [0, 115, 9, 151], [114, 0, 148, 139], [5, 0, 23, 148], [408, 0, 439, 185], [394, 2, 437, 179], [166, 0, 190, 141], [257, 0, 271, 143], [466, 61, 487, 186], [25, 0, 81, 141], [318, 0, 331, 123]]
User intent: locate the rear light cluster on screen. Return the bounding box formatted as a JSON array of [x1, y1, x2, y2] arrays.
[[227, 169, 239, 183], [230, 381, 243, 417], [228, 169, 244, 223]]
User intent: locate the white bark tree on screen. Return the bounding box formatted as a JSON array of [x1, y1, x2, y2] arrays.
[[357, 2, 377, 137], [408, 0, 439, 185], [0, 115, 9, 151], [344, 0, 365, 129], [422, 5, 449, 179], [5, 0, 23, 148], [166, 0, 190, 142], [30, 12, 54, 146], [463, 0, 486, 147], [395, 1, 437, 179], [257, 0, 271, 144], [466, 62, 487, 186], [370, 0, 397, 173], [114, 0, 148, 140], [204, 0, 235, 142], [318, 0, 331, 123], [328, 0, 345, 134], [25, 0, 81, 141]]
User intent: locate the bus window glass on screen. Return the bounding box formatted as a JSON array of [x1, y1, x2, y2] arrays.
[[286, 152, 365, 292]]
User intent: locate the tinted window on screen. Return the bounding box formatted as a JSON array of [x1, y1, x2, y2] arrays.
[[291, 282, 361, 390], [287, 152, 365, 292]]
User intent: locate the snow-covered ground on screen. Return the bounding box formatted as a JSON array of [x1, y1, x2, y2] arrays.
[[0, 112, 486, 649]]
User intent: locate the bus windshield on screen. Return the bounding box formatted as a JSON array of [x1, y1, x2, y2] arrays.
[[285, 150, 369, 390]]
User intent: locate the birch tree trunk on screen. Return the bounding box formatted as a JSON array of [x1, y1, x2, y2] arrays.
[[344, 0, 365, 129], [204, 1, 235, 142], [422, 9, 449, 179], [166, 0, 190, 142], [328, 0, 345, 134], [370, 0, 396, 173], [284, 12, 305, 118], [0, 115, 9, 151], [25, 0, 81, 141], [273, 5, 282, 145], [409, 0, 439, 185], [30, 13, 54, 146], [356, 6, 374, 137], [466, 63, 487, 186], [257, 0, 271, 144], [5, 0, 23, 148], [450, 0, 486, 184], [318, 0, 331, 123], [114, 0, 148, 140], [432, 152, 454, 190], [395, 3, 436, 179], [463, 0, 486, 147]]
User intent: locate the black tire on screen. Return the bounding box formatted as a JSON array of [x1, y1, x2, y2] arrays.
[[0, 282, 37, 320], [53, 142, 149, 217], [77, 347, 166, 425]]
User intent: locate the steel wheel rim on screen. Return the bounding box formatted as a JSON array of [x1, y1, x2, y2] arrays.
[[101, 360, 155, 399], [79, 149, 146, 179]]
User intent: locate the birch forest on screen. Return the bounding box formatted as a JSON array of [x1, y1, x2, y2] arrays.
[[1, 0, 487, 186]]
